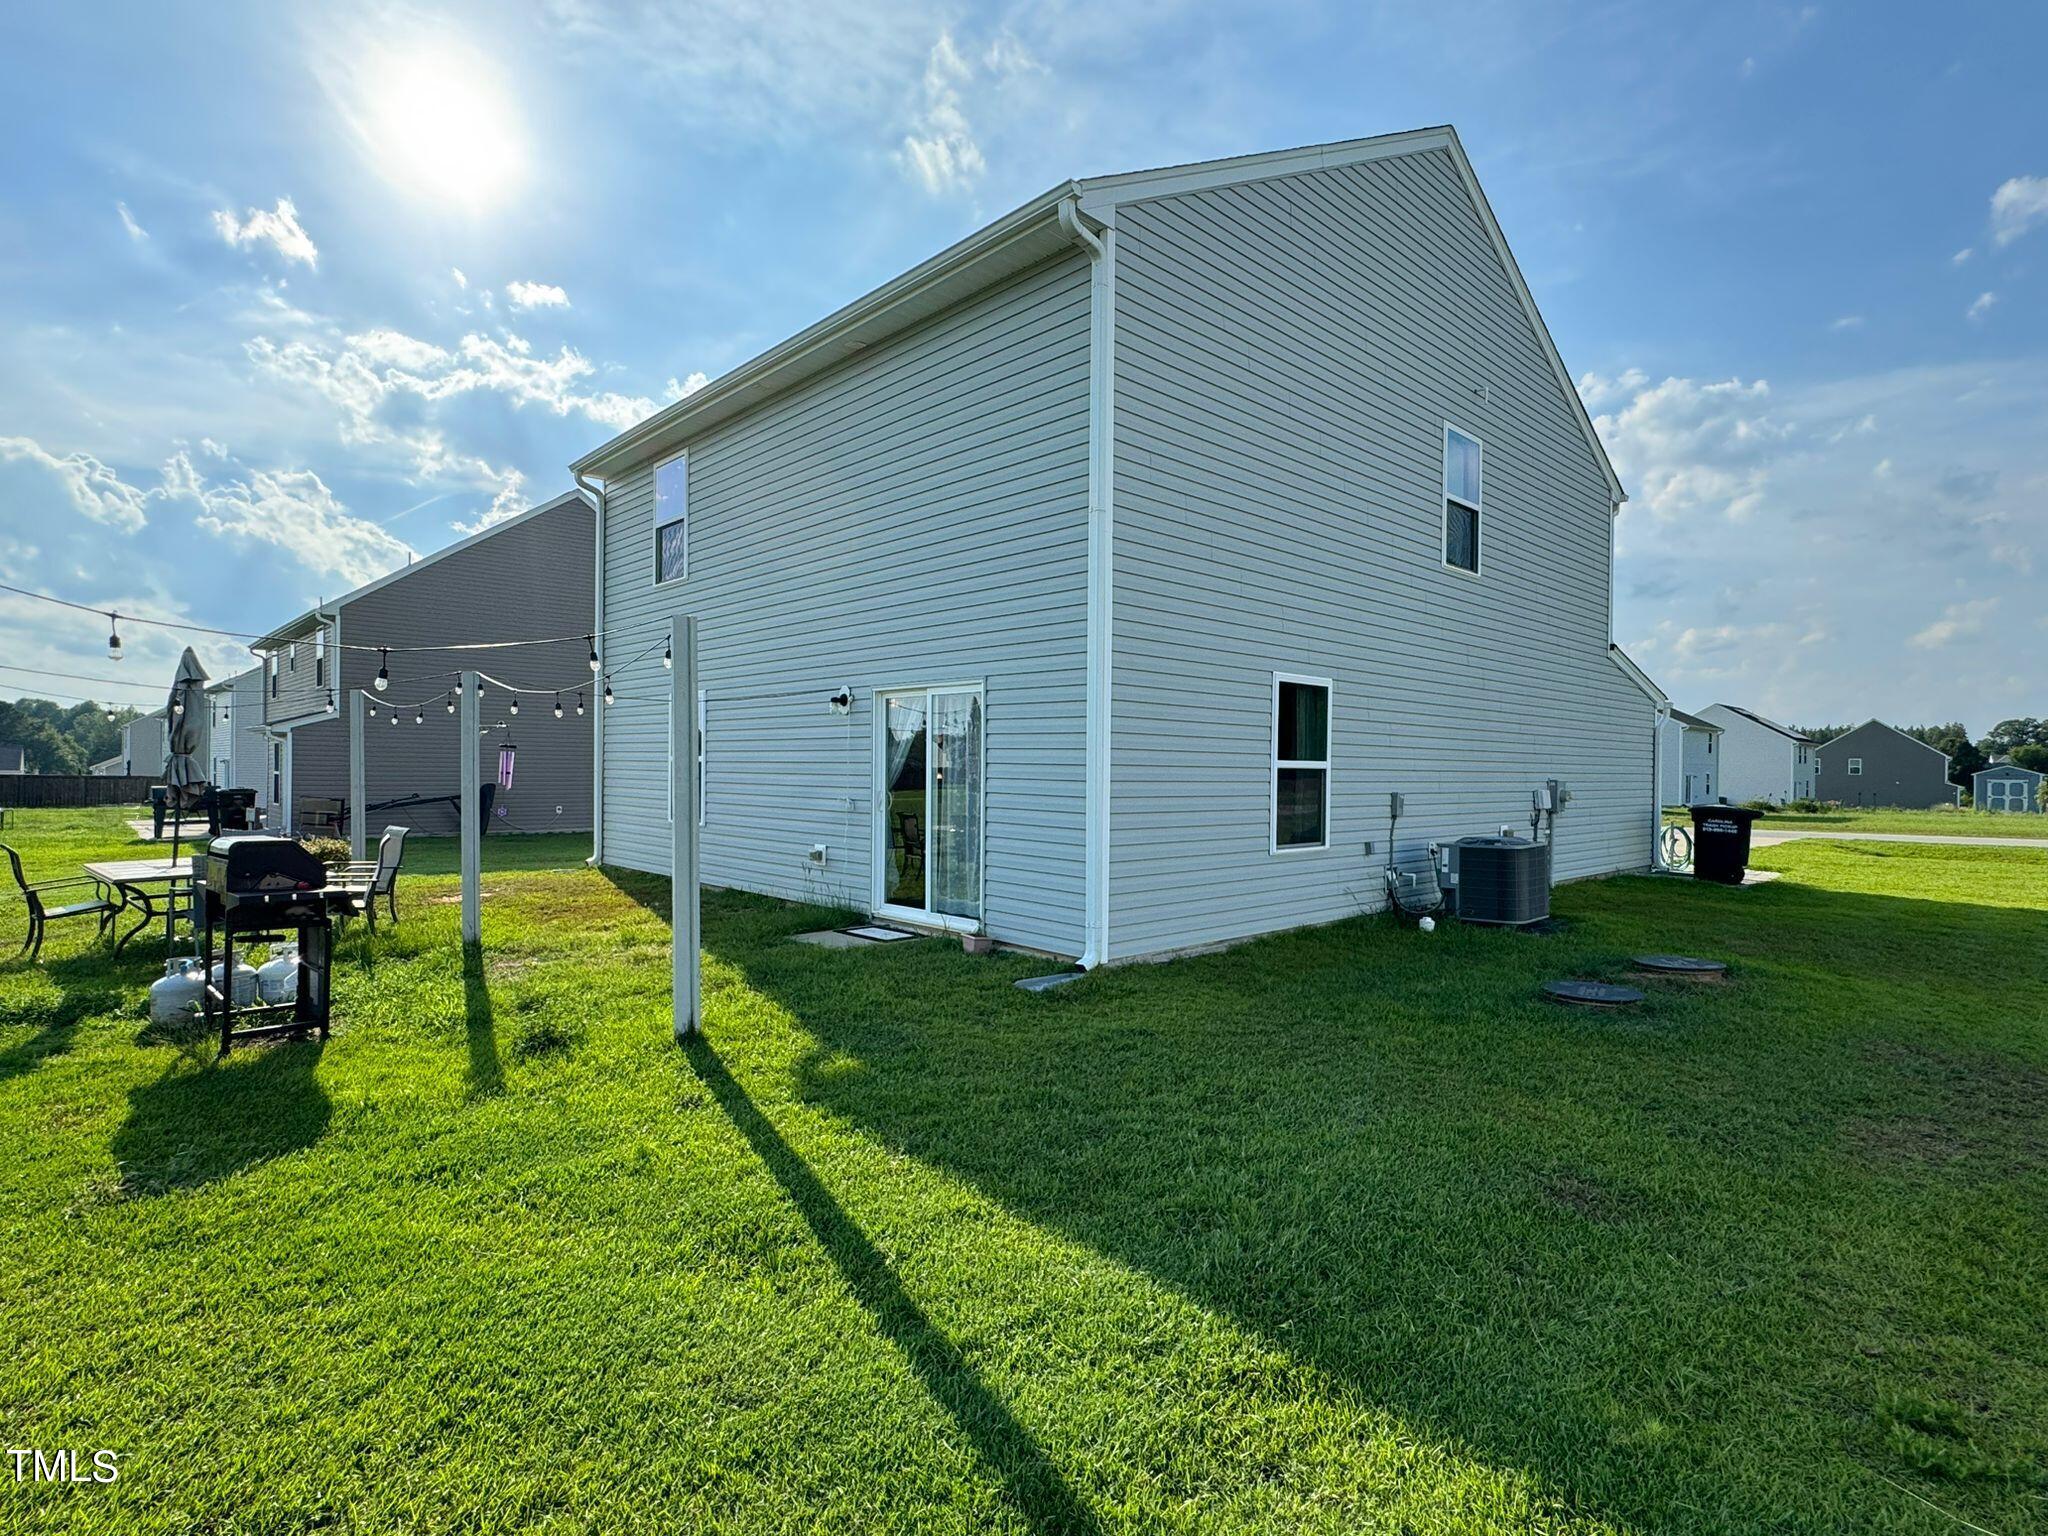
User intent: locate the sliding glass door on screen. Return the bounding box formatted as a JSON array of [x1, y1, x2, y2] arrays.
[[876, 685, 983, 930]]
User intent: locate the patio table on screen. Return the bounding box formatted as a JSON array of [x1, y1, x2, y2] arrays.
[[82, 855, 203, 954]]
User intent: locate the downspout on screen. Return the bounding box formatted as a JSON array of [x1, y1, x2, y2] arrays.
[[575, 471, 605, 867], [1651, 701, 1670, 869], [1060, 194, 1114, 970]]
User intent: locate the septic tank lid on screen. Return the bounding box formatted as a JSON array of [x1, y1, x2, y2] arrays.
[[1543, 979, 1645, 1008]]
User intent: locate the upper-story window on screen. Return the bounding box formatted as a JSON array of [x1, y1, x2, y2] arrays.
[[314, 627, 326, 685], [1443, 426, 1481, 574], [267, 655, 278, 696], [653, 453, 688, 584], [1847, 757, 1863, 776]]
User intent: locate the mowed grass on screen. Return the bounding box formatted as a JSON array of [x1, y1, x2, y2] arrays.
[[1668, 804, 2048, 838], [1, 808, 2044, 1534]]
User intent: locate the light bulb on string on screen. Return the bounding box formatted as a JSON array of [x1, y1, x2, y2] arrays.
[[368, 702, 377, 719], [553, 693, 563, 719], [663, 640, 672, 670], [415, 708, 424, 726], [603, 676, 613, 708], [375, 649, 390, 691], [575, 691, 585, 717], [389, 709, 398, 726], [587, 635, 600, 673], [446, 695, 456, 715], [509, 695, 520, 716], [107, 614, 122, 660]]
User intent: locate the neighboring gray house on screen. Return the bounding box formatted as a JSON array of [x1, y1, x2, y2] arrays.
[[88, 754, 123, 776], [1815, 720, 1957, 808], [117, 708, 168, 778], [205, 665, 274, 819], [0, 743, 25, 775], [1658, 707, 1723, 805], [1973, 760, 2044, 813], [254, 491, 594, 838], [574, 127, 1657, 963], [1695, 705, 1815, 804]]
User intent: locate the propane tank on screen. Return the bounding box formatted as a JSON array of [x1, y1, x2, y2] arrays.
[[149, 958, 207, 1024], [210, 958, 259, 1008], [256, 945, 299, 1004]]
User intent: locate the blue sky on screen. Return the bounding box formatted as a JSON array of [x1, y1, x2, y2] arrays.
[[1, 0, 2042, 730]]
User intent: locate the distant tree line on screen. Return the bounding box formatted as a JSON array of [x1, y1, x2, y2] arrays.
[[1795, 717, 2048, 785], [0, 698, 141, 775]]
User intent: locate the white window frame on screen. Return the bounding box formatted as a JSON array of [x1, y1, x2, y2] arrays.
[[651, 451, 688, 586], [1847, 757, 1862, 776], [870, 681, 987, 934], [1270, 671, 1333, 855], [1442, 424, 1482, 577], [314, 626, 326, 685]]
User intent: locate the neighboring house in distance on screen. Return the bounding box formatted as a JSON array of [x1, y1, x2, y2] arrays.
[[1815, 720, 1958, 808], [206, 665, 275, 818], [1695, 705, 1816, 804], [118, 709, 169, 778], [0, 743, 26, 775], [1657, 708, 1723, 805], [88, 754, 123, 776], [576, 126, 1657, 965], [1973, 760, 2045, 813], [252, 491, 594, 838]]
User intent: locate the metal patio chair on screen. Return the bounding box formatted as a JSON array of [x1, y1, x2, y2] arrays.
[[3, 843, 117, 962], [337, 826, 411, 933]]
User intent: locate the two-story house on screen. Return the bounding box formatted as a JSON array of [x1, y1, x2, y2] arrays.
[[1814, 720, 1958, 809], [1695, 704, 1815, 805], [573, 127, 1658, 963], [254, 491, 595, 838]]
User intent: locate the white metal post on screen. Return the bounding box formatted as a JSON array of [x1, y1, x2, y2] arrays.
[[671, 616, 700, 1040], [348, 689, 367, 862], [460, 670, 481, 944]]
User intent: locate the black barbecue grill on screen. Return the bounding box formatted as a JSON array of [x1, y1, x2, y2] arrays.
[[200, 835, 350, 1055]]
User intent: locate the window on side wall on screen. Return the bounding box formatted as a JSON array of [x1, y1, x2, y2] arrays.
[[1272, 675, 1331, 852], [1443, 426, 1481, 573], [314, 627, 326, 685], [1848, 757, 1862, 776], [653, 453, 688, 584]]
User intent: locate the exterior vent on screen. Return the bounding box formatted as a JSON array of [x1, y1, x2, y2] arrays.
[[1452, 835, 1550, 926]]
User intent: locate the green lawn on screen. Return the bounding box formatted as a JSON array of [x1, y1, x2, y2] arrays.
[[2, 807, 2044, 1533], [1667, 804, 2048, 838]]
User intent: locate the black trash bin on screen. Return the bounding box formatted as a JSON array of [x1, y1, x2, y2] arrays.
[[1690, 804, 1761, 884]]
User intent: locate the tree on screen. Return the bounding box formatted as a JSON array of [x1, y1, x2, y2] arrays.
[[1938, 734, 1988, 786], [2011, 743, 2048, 773], [0, 697, 140, 773], [1981, 718, 2048, 756]]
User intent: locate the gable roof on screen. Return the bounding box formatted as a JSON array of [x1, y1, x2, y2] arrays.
[[1818, 719, 1951, 765], [1669, 707, 1722, 732], [1607, 645, 1665, 704], [1708, 704, 1812, 744], [572, 126, 1624, 504], [255, 490, 587, 650], [1974, 761, 2044, 781]]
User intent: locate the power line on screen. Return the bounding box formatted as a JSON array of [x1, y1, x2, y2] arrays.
[[0, 662, 169, 695]]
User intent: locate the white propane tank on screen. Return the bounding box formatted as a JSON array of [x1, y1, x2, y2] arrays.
[[210, 959, 259, 1008], [149, 958, 207, 1024], [256, 946, 299, 1004]]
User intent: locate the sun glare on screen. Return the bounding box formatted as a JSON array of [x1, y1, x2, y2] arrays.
[[358, 42, 524, 210]]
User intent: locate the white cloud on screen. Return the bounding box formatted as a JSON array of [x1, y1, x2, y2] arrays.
[[1951, 247, 1973, 265], [1989, 175, 2048, 246], [505, 280, 569, 310], [899, 33, 986, 196], [1579, 371, 1790, 523], [115, 202, 148, 242], [451, 267, 468, 289], [1909, 598, 1998, 650], [1966, 291, 1998, 322], [157, 451, 412, 588], [0, 436, 151, 531], [199, 437, 229, 459], [1829, 315, 1864, 331], [212, 197, 319, 268], [666, 372, 710, 400]]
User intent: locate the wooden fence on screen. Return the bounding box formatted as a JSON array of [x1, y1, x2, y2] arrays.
[[0, 775, 158, 808]]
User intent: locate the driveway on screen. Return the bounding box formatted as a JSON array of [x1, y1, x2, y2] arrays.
[[1750, 829, 2048, 849]]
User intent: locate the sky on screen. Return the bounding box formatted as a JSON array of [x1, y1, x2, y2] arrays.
[[0, 0, 2042, 732]]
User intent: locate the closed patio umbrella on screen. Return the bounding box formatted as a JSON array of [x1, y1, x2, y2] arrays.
[[165, 647, 213, 811]]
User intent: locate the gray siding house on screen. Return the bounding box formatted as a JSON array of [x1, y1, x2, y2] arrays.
[[575, 127, 1655, 963], [205, 665, 274, 819], [255, 491, 594, 838], [1815, 720, 1957, 808], [1973, 761, 2044, 813]]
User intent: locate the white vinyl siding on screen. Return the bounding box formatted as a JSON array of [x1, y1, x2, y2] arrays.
[[1108, 146, 1649, 958], [600, 251, 1092, 956]]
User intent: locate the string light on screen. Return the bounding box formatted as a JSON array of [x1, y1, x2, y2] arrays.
[[368, 702, 378, 719], [446, 695, 456, 715], [107, 614, 122, 660], [602, 676, 613, 708], [553, 693, 563, 719], [374, 649, 390, 691], [509, 694, 520, 716], [389, 710, 398, 726], [663, 640, 672, 670], [587, 635, 600, 673], [415, 707, 424, 726], [575, 691, 585, 717], [104, 707, 115, 723], [327, 690, 336, 714]]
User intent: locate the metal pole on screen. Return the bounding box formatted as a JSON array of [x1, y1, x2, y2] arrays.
[[460, 671, 480, 945], [349, 689, 367, 862], [671, 615, 699, 1040]]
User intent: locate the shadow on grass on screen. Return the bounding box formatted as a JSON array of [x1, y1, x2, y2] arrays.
[[406, 832, 594, 878], [685, 1032, 1101, 1536], [109, 1041, 330, 1196], [0, 985, 120, 1084], [462, 941, 503, 1100]]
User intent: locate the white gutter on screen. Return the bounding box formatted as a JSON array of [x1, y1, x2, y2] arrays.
[[576, 471, 605, 866], [1060, 195, 1114, 969], [1651, 702, 1670, 869]]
